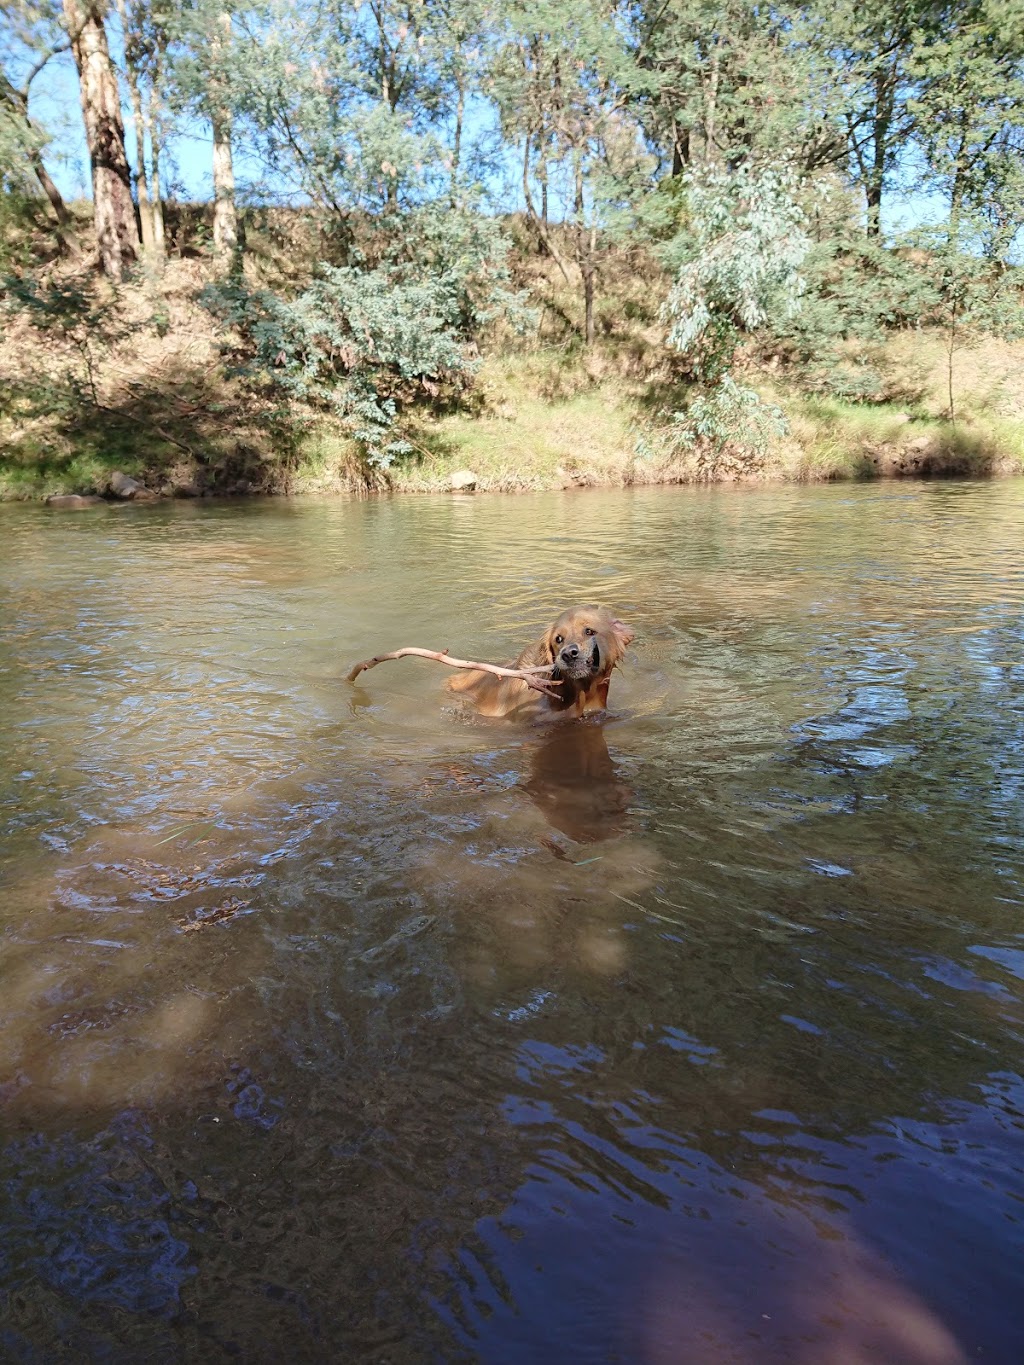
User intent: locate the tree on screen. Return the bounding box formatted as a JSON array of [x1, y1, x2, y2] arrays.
[[656, 161, 809, 467], [820, 0, 920, 238], [0, 1, 77, 242], [630, 0, 848, 179], [62, 0, 140, 278], [114, 0, 169, 260], [909, 1, 1024, 242], [166, 0, 240, 265], [492, 0, 650, 344]]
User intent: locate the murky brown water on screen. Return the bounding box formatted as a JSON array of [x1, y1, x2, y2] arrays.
[[2, 482, 1023, 1363]]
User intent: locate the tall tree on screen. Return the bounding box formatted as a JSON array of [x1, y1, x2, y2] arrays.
[[910, 0, 1024, 242], [493, 0, 648, 344], [629, 0, 847, 179], [821, 0, 920, 237], [62, 0, 139, 277], [114, 0, 169, 258], [0, 1, 77, 241], [209, 9, 237, 262], [167, 0, 240, 264]]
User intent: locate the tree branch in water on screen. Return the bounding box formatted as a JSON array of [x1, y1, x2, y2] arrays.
[[346, 647, 563, 695]]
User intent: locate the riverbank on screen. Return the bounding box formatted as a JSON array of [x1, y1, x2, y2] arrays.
[[7, 356, 1024, 503], [3, 254, 1024, 501], [306, 348, 1024, 494]]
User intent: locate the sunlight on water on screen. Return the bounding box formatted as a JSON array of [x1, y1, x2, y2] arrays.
[[1, 481, 1023, 1361]]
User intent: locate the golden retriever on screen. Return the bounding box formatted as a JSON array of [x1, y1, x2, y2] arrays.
[[447, 605, 634, 720]]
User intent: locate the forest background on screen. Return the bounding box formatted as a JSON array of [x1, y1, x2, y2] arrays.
[[2, 0, 1024, 498]]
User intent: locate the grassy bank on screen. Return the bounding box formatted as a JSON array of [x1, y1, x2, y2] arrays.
[[3, 248, 1024, 502], [290, 336, 1024, 495]]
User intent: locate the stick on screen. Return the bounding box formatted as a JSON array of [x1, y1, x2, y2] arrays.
[[345, 647, 564, 696]]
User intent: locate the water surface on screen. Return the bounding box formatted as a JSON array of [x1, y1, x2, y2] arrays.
[[1, 482, 1023, 1362]]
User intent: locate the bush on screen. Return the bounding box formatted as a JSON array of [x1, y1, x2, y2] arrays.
[[203, 205, 535, 466]]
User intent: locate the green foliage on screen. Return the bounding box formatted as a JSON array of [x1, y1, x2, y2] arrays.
[[661, 162, 812, 381], [642, 374, 788, 478], [202, 206, 535, 465], [4, 0, 1024, 496], [768, 213, 1024, 407], [653, 163, 807, 467]]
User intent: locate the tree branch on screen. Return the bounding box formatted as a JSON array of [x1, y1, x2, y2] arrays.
[[346, 647, 563, 695]]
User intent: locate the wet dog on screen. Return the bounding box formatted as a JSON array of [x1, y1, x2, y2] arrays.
[[447, 605, 634, 720]]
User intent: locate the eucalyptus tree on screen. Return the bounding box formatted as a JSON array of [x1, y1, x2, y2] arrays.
[[114, 0, 171, 259], [629, 0, 847, 178], [909, 0, 1024, 245], [163, 0, 244, 264], [818, 0, 922, 237], [658, 160, 810, 463], [62, 0, 140, 278], [1, 0, 77, 240], [491, 0, 651, 344]]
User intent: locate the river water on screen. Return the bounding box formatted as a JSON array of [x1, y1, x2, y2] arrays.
[[1, 481, 1023, 1363]]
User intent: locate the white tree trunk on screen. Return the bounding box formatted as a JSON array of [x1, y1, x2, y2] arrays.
[[210, 13, 238, 265], [211, 108, 237, 263]]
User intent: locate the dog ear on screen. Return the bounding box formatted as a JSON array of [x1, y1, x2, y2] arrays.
[[610, 618, 634, 651]]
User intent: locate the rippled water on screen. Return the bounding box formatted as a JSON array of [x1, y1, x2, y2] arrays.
[[1, 482, 1023, 1363]]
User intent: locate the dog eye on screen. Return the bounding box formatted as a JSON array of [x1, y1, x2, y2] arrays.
[[584, 627, 596, 636], [554, 635, 563, 645]]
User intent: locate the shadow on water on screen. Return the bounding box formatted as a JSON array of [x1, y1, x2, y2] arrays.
[[0, 483, 1023, 1361]]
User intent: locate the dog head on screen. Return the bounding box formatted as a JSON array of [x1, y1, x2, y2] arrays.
[[541, 606, 634, 685]]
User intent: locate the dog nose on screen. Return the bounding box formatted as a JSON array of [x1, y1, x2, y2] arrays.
[[560, 644, 579, 661]]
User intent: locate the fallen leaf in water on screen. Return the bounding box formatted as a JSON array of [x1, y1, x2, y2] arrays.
[[178, 897, 252, 933], [540, 836, 574, 862]]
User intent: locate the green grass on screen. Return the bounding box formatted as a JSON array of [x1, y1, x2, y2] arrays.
[[782, 396, 1024, 482], [0, 425, 151, 500], [6, 336, 1024, 501]]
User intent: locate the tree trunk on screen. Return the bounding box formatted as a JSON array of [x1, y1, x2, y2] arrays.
[[149, 123, 166, 257], [575, 154, 595, 347], [128, 75, 154, 251], [63, 0, 139, 280], [114, 0, 154, 253], [211, 108, 238, 264], [671, 121, 689, 176], [1, 72, 79, 250], [210, 13, 238, 265], [583, 225, 596, 347], [451, 72, 465, 203], [31, 150, 73, 228], [865, 70, 893, 240], [865, 179, 882, 239], [539, 139, 548, 224], [148, 63, 166, 256], [703, 47, 720, 164], [522, 134, 571, 286]]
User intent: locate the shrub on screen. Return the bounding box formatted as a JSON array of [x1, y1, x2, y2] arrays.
[[203, 205, 535, 466]]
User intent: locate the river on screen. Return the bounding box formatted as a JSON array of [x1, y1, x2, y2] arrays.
[[1, 481, 1023, 1362]]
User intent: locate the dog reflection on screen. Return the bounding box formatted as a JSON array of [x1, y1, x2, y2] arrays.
[[523, 723, 632, 844]]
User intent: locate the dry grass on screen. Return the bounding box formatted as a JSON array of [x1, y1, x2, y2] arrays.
[[0, 257, 293, 499]]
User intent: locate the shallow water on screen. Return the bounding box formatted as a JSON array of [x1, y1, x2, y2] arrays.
[[1, 481, 1023, 1363]]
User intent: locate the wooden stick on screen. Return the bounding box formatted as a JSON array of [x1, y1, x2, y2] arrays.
[[346, 647, 563, 695]]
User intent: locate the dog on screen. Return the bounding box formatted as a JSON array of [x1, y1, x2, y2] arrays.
[[447, 605, 634, 720]]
